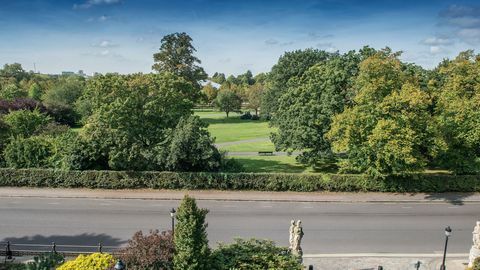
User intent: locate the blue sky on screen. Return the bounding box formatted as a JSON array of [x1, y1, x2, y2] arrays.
[[0, 0, 479, 75]]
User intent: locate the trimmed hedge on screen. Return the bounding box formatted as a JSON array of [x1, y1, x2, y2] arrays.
[[0, 168, 479, 192]]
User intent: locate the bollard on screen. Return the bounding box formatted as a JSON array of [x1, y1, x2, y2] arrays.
[[308, 265, 313, 270]]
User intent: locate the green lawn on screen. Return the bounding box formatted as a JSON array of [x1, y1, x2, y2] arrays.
[[195, 110, 273, 143], [220, 141, 275, 152], [231, 155, 313, 173]]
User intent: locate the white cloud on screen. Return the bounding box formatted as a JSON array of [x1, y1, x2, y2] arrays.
[[74, 0, 121, 9], [429, 46, 441, 54], [87, 15, 110, 22], [421, 37, 454, 46], [92, 40, 117, 48], [100, 49, 110, 56]]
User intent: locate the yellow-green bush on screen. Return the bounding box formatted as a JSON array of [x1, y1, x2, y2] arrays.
[[57, 253, 114, 270]]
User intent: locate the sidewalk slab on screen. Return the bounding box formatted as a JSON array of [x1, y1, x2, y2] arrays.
[[303, 256, 468, 270], [0, 187, 479, 203]]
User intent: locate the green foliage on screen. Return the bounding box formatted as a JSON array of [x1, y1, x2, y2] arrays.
[[0, 84, 27, 100], [215, 89, 242, 117], [4, 136, 54, 168], [80, 73, 193, 170], [0, 63, 28, 82], [211, 72, 226, 84], [42, 76, 85, 125], [433, 51, 480, 174], [152, 32, 207, 99], [119, 230, 174, 270], [174, 195, 211, 270], [0, 168, 479, 193], [473, 257, 480, 270], [327, 50, 433, 176], [25, 252, 64, 270], [263, 49, 332, 115], [3, 109, 52, 137], [271, 52, 361, 165], [28, 83, 42, 101], [211, 239, 302, 270], [42, 76, 84, 107], [159, 116, 222, 172], [201, 83, 218, 104], [56, 253, 114, 270], [246, 83, 264, 116]]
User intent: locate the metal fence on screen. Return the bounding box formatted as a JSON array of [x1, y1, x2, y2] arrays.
[[1, 241, 122, 263]]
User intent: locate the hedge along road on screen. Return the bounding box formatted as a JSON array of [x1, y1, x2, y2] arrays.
[[0, 196, 478, 255]]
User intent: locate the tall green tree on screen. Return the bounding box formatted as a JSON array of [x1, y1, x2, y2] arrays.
[[80, 73, 193, 170], [215, 88, 242, 117], [152, 32, 207, 100], [0, 63, 28, 82], [246, 82, 264, 116], [271, 51, 361, 165], [3, 109, 52, 138], [326, 50, 433, 176], [263, 49, 332, 115], [174, 195, 211, 270], [432, 51, 480, 174]]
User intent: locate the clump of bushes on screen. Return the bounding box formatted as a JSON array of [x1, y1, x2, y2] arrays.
[[118, 230, 174, 270], [212, 238, 302, 270], [56, 253, 114, 270], [0, 168, 479, 193]]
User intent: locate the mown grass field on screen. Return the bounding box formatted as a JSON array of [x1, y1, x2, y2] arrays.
[[194, 109, 313, 173]]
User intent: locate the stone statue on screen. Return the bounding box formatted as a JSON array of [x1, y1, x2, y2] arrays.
[[289, 220, 296, 250], [291, 220, 304, 257], [469, 221, 480, 267]]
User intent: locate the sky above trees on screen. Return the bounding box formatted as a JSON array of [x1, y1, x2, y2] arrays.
[[1, 0, 479, 75]]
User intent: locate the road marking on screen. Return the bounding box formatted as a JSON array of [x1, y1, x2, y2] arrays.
[[402, 206, 412, 209], [47, 202, 59, 205], [303, 253, 469, 258], [261, 205, 273, 208]]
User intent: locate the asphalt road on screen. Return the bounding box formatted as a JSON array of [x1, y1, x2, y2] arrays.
[[0, 197, 479, 254]]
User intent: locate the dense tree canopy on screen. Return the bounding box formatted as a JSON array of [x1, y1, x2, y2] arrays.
[[327, 50, 434, 176], [80, 73, 194, 170], [271, 51, 362, 165], [152, 32, 207, 100], [432, 51, 480, 174], [263, 49, 332, 115]]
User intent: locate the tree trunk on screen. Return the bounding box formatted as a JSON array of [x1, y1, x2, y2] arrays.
[[226, 111, 229, 118]]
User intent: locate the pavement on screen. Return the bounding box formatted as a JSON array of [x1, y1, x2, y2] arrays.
[[1, 187, 480, 203], [1, 188, 479, 269]]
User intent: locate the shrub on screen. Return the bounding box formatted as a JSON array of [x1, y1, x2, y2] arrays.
[[3, 109, 52, 137], [56, 253, 114, 270], [251, 114, 260, 120], [4, 136, 54, 168], [472, 257, 480, 270], [159, 115, 222, 172], [174, 195, 211, 270], [0, 98, 47, 115], [211, 238, 302, 270], [118, 230, 174, 270], [0, 168, 478, 193], [26, 252, 64, 270], [240, 112, 252, 120]]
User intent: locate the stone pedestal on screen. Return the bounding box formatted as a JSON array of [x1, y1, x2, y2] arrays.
[[469, 246, 480, 268]]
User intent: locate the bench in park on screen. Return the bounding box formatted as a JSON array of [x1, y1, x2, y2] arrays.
[[258, 151, 274, 156]]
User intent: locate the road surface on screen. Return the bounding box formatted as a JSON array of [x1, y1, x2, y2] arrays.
[[0, 197, 478, 254]]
